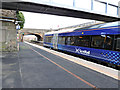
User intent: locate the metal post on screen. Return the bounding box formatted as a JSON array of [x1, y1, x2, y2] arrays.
[[117, 6, 119, 16], [105, 3, 108, 14], [73, 0, 75, 7], [91, 0, 94, 10]]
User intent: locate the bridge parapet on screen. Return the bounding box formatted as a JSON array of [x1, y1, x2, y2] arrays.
[[2, 0, 119, 22], [21, 28, 51, 33], [22, 0, 119, 18]]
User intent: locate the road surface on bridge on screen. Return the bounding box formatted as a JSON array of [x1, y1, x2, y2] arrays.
[[2, 42, 119, 89]]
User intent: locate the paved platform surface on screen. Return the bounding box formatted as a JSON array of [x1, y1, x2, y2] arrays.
[[2, 42, 120, 89]]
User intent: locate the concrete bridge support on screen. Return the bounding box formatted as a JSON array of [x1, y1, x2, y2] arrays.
[[0, 9, 17, 52]]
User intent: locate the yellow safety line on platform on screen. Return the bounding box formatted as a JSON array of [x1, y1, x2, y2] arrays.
[[29, 46, 99, 90], [25, 41, 119, 81]]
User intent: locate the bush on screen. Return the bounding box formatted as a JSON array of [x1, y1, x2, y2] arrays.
[[16, 11, 25, 29]]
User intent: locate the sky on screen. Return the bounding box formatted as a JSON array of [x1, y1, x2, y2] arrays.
[[22, 0, 120, 29], [23, 12, 95, 29]]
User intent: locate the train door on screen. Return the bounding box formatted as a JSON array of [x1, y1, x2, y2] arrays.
[[53, 33, 58, 49]]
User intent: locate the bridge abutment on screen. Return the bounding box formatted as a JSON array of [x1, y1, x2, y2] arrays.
[[0, 9, 17, 52]]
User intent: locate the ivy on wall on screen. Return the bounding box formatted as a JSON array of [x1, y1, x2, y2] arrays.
[[16, 11, 25, 29]]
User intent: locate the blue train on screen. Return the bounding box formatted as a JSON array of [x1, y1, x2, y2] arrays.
[[43, 21, 120, 67]]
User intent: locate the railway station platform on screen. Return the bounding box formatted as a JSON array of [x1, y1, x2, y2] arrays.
[[2, 42, 120, 89]]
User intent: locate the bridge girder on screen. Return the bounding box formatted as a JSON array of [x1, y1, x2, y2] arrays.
[[1, 2, 120, 22]]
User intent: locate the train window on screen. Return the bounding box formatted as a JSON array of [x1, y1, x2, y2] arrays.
[[75, 36, 90, 47], [45, 36, 53, 43], [70, 36, 76, 45], [105, 35, 114, 50], [65, 36, 75, 45], [65, 36, 76, 45], [91, 36, 104, 48], [58, 36, 66, 45], [91, 35, 113, 50], [58, 36, 62, 44], [49, 37, 52, 43], [66, 37, 71, 45], [62, 37, 66, 45], [116, 35, 120, 51]]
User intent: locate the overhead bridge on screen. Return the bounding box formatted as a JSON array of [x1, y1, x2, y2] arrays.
[[1, 0, 120, 22]]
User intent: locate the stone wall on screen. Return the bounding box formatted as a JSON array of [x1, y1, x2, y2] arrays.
[[0, 9, 17, 52], [1, 9, 16, 18]]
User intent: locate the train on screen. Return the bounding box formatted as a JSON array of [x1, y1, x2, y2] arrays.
[[43, 21, 120, 68]]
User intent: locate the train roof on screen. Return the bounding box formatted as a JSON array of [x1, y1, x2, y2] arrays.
[[45, 27, 78, 35], [45, 21, 120, 35]]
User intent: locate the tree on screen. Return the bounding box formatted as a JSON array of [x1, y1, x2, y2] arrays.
[[16, 11, 25, 29]]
